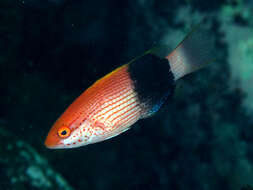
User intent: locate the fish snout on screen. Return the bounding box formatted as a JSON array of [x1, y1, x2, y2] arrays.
[[44, 133, 62, 149]]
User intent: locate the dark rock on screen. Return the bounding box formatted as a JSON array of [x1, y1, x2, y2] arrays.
[[242, 185, 253, 190], [0, 127, 74, 190]]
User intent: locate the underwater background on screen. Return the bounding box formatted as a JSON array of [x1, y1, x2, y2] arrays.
[[1, 0, 253, 189]]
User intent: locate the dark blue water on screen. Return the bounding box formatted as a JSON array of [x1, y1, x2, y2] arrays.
[[1, 0, 253, 189]]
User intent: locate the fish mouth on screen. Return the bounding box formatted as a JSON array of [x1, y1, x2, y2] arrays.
[[44, 143, 62, 149]]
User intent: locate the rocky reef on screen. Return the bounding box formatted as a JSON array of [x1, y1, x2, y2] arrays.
[[0, 127, 73, 190], [242, 185, 253, 190]]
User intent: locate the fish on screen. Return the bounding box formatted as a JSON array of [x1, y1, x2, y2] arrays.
[[44, 27, 214, 149]]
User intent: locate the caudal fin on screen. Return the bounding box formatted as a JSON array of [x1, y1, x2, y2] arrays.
[[166, 27, 215, 80]]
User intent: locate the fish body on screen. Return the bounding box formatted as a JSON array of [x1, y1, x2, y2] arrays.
[[45, 27, 214, 149]]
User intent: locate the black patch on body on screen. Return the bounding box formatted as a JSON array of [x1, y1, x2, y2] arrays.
[[128, 54, 175, 112]]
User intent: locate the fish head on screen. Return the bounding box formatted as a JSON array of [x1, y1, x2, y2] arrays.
[[44, 118, 94, 149]]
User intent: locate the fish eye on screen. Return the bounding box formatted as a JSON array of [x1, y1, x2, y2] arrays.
[[57, 126, 71, 138]]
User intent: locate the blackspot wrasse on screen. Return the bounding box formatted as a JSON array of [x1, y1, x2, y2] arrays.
[[44, 27, 214, 149]]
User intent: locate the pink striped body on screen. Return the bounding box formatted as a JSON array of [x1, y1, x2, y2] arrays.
[[83, 67, 142, 144]]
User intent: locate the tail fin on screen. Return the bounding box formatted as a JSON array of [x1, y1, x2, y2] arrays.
[[165, 27, 215, 80]]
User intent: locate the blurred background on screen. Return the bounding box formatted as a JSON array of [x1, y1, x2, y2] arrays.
[[1, 0, 253, 189]]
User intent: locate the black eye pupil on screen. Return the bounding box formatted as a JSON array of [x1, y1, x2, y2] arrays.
[[61, 130, 67, 135]]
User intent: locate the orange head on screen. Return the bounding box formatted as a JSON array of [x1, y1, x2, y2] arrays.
[[44, 116, 95, 149], [44, 121, 71, 149], [44, 75, 100, 149]]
